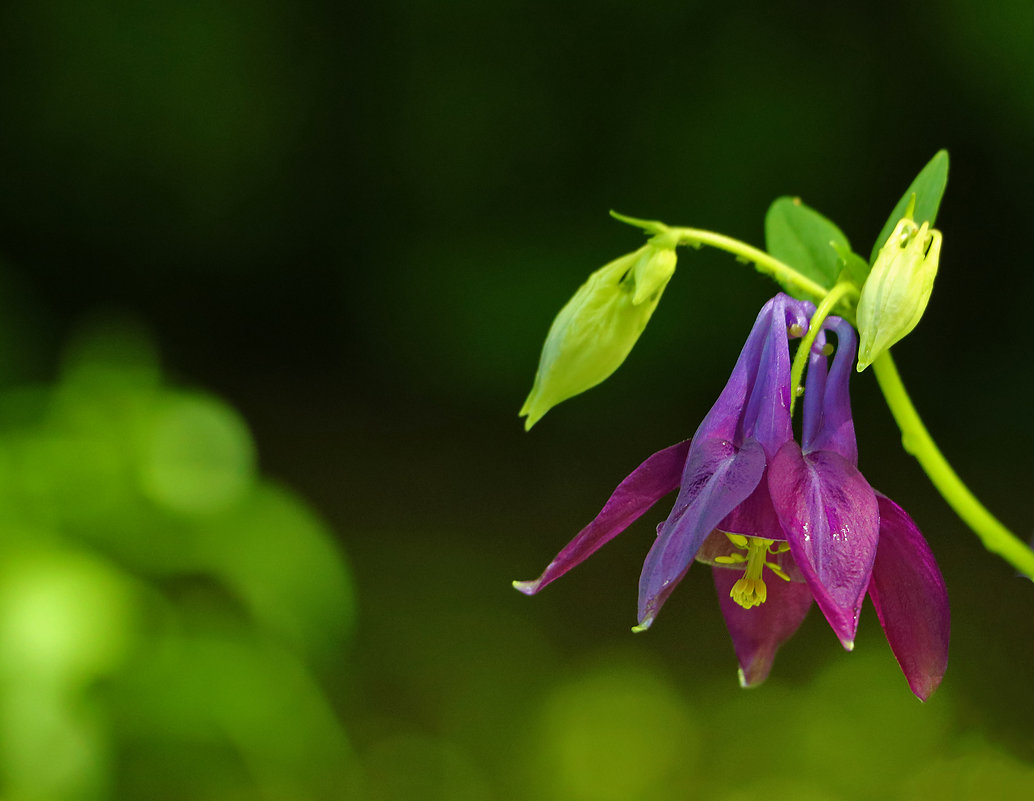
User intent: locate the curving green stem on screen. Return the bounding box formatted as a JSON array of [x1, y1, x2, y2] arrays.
[[613, 211, 1030, 574], [788, 281, 859, 416], [872, 351, 1034, 578], [669, 227, 830, 302], [609, 212, 836, 306]]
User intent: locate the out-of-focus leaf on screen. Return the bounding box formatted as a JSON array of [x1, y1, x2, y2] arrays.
[[138, 391, 257, 515], [192, 483, 357, 659], [112, 634, 361, 800]]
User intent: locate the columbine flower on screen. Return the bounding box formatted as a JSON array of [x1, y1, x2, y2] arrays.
[[514, 294, 949, 699]]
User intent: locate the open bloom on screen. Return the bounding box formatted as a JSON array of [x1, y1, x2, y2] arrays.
[[514, 294, 949, 699]]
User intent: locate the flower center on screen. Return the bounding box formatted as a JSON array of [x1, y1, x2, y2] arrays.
[[714, 533, 791, 610]]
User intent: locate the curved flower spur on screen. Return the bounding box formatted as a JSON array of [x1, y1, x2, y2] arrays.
[[514, 294, 949, 700]]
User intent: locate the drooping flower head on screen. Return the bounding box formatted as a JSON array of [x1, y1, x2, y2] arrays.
[[515, 294, 949, 699], [634, 293, 814, 630]]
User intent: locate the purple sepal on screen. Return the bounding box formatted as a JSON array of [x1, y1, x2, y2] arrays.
[[868, 493, 950, 701], [769, 441, 879, 648], [513, 440, 690, 595], [636, 438, 765, 628], [713, 565, 813, 686], [802, 316, 858, 464], [694, 294, 813, 459]]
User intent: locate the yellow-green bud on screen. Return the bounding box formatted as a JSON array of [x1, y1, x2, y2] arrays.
[[631, 238, 677, 305], [855, 217, 941, 371], [519, 243, 677, 429]]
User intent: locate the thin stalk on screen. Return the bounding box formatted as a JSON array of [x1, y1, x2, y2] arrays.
[[670, 227, 830, 302], [788, 281, 859, 416], [872, 351, 1034, 578]]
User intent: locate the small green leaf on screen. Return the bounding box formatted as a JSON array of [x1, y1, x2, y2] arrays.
[[831, 241, 871, 287], [765, 197, 851, 297], [869, 150, 949, 263], [609, 210, 668, 235]]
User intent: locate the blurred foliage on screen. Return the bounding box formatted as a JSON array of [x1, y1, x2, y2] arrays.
[[0, 317, 358, 800], [0, 0, 1032, 799]]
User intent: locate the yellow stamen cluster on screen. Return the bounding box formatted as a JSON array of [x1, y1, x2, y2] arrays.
[[714, 533, 791, 610]]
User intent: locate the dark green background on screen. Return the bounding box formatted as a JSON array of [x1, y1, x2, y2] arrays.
[[0, 1, 1032, 798]]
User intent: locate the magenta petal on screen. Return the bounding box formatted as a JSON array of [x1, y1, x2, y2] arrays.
[[769, 441, 879, 648], [713, 566, 813, 686], [718, 467, 785, 542], [513, 440, 690, 595], [868, 493, 950, 701], [636, 437, 766, 628]]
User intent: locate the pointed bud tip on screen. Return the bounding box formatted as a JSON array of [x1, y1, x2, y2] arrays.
[[906, 677, 939, 703], [737, 668, 765, 689], [608, 210, 668, 234], [518, 401, 545, 431], [512, 580, 539, 596], [904, 192, 917, 221], [631, 617, 653, 634]]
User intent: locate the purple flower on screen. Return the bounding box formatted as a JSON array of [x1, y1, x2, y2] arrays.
[[514, 294, 949, 700]]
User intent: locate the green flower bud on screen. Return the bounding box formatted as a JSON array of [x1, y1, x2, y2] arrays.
[[855, 217, 941, 371], [631, 240, 677, 305], [519, 242, 677, 429]]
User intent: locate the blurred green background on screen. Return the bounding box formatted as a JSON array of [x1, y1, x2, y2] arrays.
[[0, 1, 1032, 798]]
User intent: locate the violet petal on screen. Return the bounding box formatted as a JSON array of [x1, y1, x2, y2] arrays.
[[738, 297, 808, 457], [636, 437, 766, 628], [802, 316, 858, 464], [513, 440, 690, 595], [692, 294, 813, 458], [769, 441, 879, 648], [713, 565, 814, 686], [868, 493, 950, 701]]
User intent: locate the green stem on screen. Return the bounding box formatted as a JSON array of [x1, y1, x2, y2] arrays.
[[670, 227, 830, 302], [609, 212, 841, 308], [788, 281, 858, 416], [872, 351, 1034, 578]]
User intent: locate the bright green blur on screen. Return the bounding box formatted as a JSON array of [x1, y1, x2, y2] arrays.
[[1, 0, 1033, 798], [532, 657, 700, 801], [0, 317, 359, 801]]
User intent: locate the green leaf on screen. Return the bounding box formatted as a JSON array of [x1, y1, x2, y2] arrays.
[[765, 197, 852, 297], [869, 150, 949, 263], [831, 241, 871, 287]]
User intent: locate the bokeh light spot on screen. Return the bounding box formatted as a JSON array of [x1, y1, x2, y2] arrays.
[[0, 548, 136, 684], [361, 733, 492, 801], [140, 392, 256, 515], [533, 653, 700, 801]]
